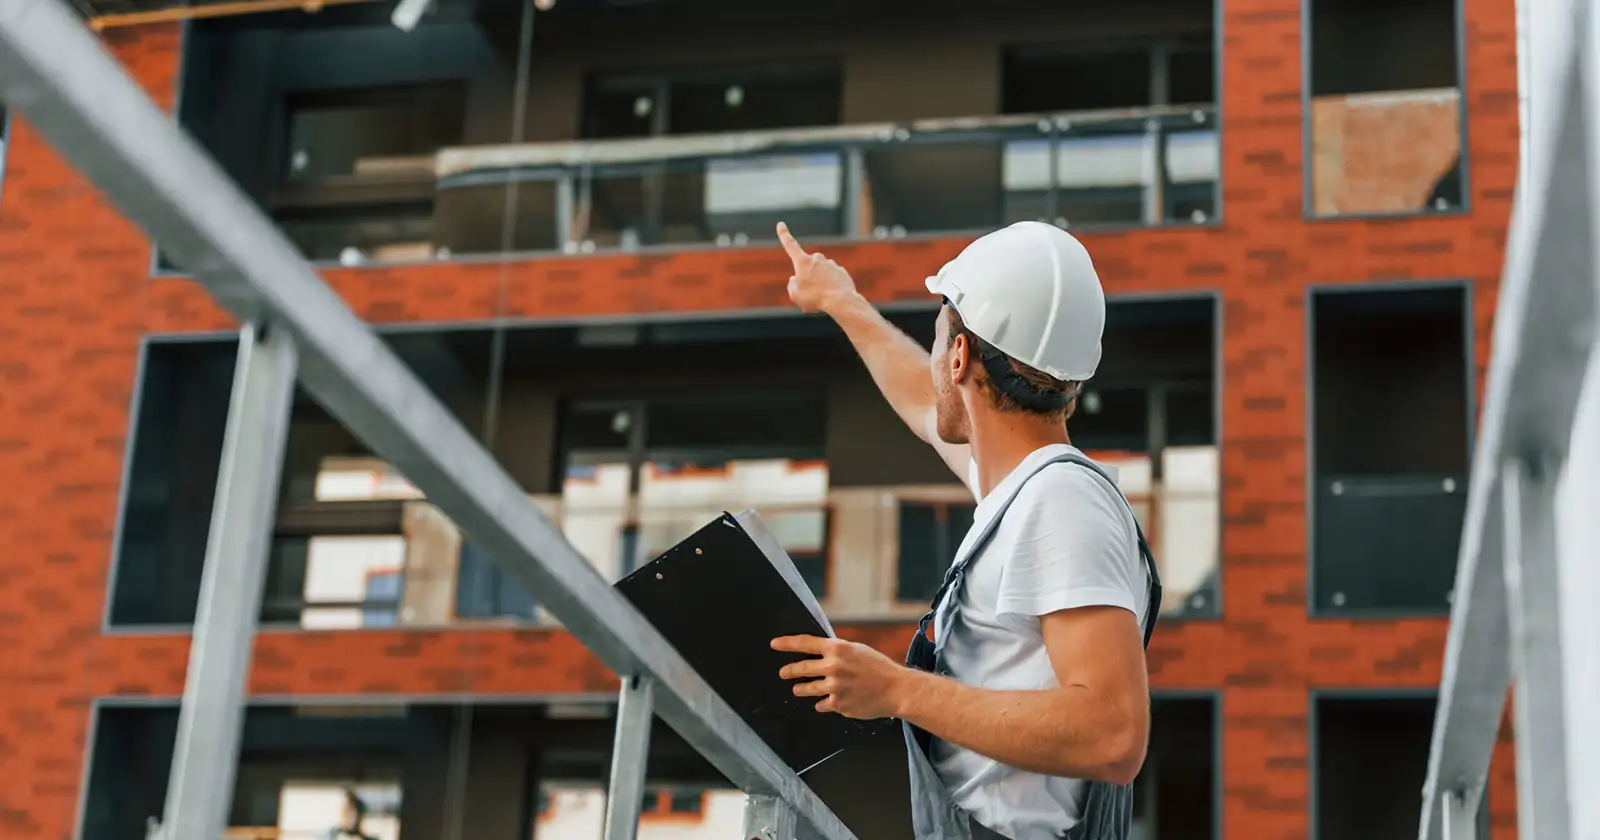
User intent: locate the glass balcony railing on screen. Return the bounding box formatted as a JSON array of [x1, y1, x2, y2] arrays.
[[256, 446, 1221, 630], [1313, 473, 1467, 614], [278, 106, 1218, 267]]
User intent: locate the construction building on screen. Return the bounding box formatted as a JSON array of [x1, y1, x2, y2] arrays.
[[0, 0, 1522, 838]]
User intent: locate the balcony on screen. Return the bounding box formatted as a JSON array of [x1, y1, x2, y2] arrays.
[[169, 0, 1219, 271], [253, 442, 1219, 630], [236, 107, 1219, 268], [84, 697, 1217, 840], [111, 298, 1218, 629]]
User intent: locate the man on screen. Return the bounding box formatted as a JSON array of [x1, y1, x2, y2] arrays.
[[769, 221, 1161, 840]]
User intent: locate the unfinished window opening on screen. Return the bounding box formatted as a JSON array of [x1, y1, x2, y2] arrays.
[[1137, 696, 1217, 840], [895, 500, 977, 604], [1311, 286, 1470, 614], [1315, 696, 1487, 840], [990, 42, 1220, 231], [80, 704, 421, 840], [575, 65, 845, 250], [558, 393, 831, 595], [1308, 0, 1464, 215], [109, 339, 238, 626]]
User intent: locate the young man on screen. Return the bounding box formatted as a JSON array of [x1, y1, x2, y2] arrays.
[[769, 221, 1160, 840]]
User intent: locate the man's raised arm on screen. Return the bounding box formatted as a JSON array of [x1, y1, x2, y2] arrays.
[[777, 222, 970, 480]]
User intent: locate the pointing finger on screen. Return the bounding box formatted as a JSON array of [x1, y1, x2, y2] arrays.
[[776, 222, 809, 265]]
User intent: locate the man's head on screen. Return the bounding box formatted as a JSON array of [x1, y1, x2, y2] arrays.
[[924, 222, 1105, 445], [931, 302, 1082, 442]]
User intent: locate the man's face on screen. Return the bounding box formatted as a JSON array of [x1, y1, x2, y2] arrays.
[[931, 306, 971, 444]]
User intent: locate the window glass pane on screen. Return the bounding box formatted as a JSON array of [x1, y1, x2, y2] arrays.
[[896, 501, 973, 603], [668, 791, 705, 814], [1166, 387, 1216, 446], [583, 82, 660, 139], [637, 459, 829, 567], [1167, 47, 1217, 105], [283, 84, 463, 182], [1312, 287, 1468, 613], [644, 393, 827, 450], [1315, 696, 1484, 840], [667, 69, 841, 134], [110, 339, 236, 625], [563, 404, 638, 451], [1003, 49, 1153, 113], [1070, 386, 1149, 452], [560, 461, 635, 580]]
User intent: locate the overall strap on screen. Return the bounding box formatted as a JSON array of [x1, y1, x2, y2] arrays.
[[1052, 453, 1164, 649], [922, 452, 1086, 619]]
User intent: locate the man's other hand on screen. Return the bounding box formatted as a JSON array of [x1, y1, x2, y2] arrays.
[[778, 221, 857, 315], [772, 634, 913, 720]]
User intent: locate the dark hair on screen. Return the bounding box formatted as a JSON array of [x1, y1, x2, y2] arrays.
[[946, 306, 1080, 421]]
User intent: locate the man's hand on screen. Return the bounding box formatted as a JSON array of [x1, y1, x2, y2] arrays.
[[772, 634, 915, 720], [778, 221, 857, 315]]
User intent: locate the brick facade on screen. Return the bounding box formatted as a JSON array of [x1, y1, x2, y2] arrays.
[[0, 1, 1520, 837]]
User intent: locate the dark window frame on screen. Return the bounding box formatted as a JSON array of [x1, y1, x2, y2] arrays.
[[1306, 282, 1475, 618], [1309, 690, 1490, 840], [1300, 0, 1471, 219]]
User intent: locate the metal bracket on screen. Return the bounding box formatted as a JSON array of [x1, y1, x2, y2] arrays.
[[744, 794, 799, 840]]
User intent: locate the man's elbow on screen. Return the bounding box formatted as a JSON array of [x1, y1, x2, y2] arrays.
[[1086, 717, 1148, 786]]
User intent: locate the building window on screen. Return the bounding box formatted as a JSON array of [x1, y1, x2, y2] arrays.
[[896, 500, 975, 603], [573, 64, 845, 251], [558, 393, 831, 595], [996, 42, 1220, 229], [639, 788, 707, 819], [1137, 696, 1218, 840], [81, 704, 416, 840], [1308, 0, 1465, 215], [109, 338, 238, 626], [1314, 695, 1486, 840], [1311, 286, 1470, 614], [0, 105, 9, 201]]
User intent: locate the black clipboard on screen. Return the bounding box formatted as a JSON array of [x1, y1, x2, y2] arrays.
[[614, 510, 877, 772], [613, 509, 913, 840]]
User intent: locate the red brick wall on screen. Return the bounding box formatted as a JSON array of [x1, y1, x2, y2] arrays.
[[0, 0, 1522, 836]]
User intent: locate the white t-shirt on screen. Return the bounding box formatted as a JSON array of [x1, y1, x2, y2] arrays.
[[930, 443, 1150, 840]]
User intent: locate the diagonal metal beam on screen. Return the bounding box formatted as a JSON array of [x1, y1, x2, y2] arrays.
[[0, 4, 853, 840], [1418, 0, 1599, 837]]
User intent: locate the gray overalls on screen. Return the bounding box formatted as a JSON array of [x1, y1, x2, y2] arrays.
[[901, 452, 1164, 840]]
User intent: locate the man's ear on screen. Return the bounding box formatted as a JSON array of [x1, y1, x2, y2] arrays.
[[949, 333, 971, 384]]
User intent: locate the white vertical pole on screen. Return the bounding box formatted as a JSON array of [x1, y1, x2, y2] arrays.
[[602, 676, 656, 840], [1502, 458, 1572, 840], [1563, 0, 1600, 835], [157, 323, 298, 840]]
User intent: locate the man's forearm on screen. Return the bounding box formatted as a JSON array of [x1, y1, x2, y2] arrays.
[[893, 668, 1146, 784], [824, 293, 938, 440]]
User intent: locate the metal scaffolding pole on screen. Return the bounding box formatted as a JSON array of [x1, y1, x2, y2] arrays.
[[602, 676, 655, 840], [0, 4, 854, 840], [1418, 0, 1599, 838], [153, 323, 298, 840]]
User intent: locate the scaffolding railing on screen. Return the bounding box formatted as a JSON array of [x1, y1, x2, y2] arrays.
[[1417, 0, 1600, 839], [0, 3, 858, 840]]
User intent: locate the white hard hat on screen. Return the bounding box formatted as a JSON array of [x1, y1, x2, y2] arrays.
[[924, 221, 1105, 382]]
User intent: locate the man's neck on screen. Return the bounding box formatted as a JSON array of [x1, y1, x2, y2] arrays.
[[968, 410, 1071, 498]]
